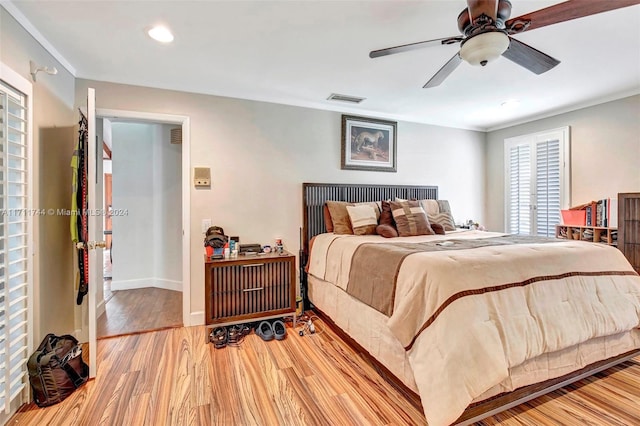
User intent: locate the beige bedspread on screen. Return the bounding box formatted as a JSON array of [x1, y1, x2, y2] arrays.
[[308, 231, 640, 426]]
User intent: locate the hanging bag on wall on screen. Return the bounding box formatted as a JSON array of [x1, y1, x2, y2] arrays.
[[27, 334, 89, 407]]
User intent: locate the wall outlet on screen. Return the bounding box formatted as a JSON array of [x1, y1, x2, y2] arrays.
[[202, 219, 212, 233]]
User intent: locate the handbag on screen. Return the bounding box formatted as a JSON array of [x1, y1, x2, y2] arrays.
[[27, 334, 89, 407]]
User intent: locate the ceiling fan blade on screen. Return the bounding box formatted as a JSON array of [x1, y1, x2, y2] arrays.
[[502, 37, 560, 75], [423, 53, 463, 88], [370, 36, 463, 58], [505, 0, 640, 34]]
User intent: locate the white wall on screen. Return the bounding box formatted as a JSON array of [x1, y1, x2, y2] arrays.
[[74, 79, 486, 324], [1, 6, 77, 341], [153, 124, 182, 285], [485, 95, 640, 232], [111, 122, 182, 290]]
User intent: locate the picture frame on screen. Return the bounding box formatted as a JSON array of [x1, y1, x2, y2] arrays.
[[341, 115, 397, 172]]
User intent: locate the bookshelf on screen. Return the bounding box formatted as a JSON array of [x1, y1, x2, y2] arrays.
[[555, 225, 617, 246]]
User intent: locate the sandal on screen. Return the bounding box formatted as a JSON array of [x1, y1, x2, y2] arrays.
[[228, 324, 251, 345], [256, 321, 274, 341], [210, 327, 228, 349], [272, 320, 287, 340]]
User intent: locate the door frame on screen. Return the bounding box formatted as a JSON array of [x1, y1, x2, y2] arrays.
[[96, 108, 191, 326]]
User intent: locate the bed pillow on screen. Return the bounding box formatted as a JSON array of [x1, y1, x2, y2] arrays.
[[326, 201, 381, 234], [323, 204, 334, 233], [389, 200, 434, 236], [346, 204, 378, 235], [326, 201, 353, 234], [419, 199, 440, 215], [437, 200, 455, 223]]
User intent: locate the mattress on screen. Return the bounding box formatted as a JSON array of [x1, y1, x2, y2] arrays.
[[306, 231, 640, 425]]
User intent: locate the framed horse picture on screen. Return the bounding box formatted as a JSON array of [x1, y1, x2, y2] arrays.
[[341, 115, 397, 172]]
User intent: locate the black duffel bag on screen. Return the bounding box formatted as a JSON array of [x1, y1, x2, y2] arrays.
[[27, 334, 89, 407]]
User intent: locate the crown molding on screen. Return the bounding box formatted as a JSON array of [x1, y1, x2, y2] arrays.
[[1, 0, 76, 76]]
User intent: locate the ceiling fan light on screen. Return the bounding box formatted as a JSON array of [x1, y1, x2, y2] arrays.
[[460, 32, 509, 66]]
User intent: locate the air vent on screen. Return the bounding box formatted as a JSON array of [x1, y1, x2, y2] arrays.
[[327, 93, 366, 104], [170, 127, 182, 144]]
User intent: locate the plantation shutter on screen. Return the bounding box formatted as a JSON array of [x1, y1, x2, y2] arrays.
[[0, 81, 30, 414], [508, 144, 531, 235], [505, 127, 569, 236], [535, 139, 561, 237]]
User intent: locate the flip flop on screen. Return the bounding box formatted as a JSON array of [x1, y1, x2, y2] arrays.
[[272, 320, 287, 340], [256, 321, 274, 341]]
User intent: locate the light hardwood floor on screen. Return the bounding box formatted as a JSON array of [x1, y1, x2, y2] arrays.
[[97, 286, 182, 338], [12, 318, 640, 425]]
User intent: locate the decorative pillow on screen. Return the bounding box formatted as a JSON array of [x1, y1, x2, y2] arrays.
[[326, 201, 381, 235], [430, 223, 445, 235], [376, 224, 398, 238], [323, 204, 334, 233], [437, 200, 455, 223], [346, 204, 378, 235], [428, 212, 456, 231], [379, 200, 395, 227], [389, 200, 434, 236]]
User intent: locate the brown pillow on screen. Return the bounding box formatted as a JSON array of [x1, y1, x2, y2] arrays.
[[326, 201, 381, 235], [379, 200, 395, 227], [323, 204, 334, 233], [376, 224, 398, 238], [389, 200, 434, 237], [428, 212, 456, 231], [326, 201, 353, 234], [430, 223, 445, 235]]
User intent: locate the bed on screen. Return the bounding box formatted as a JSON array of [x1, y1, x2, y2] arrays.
[[300, 183, 640, 426]]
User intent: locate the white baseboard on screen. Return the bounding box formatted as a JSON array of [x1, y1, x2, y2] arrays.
[[155, 278, 182, 292], [111, 277, 182, 292], [190, 310, 205, 326], [96, 299, 106, 319]]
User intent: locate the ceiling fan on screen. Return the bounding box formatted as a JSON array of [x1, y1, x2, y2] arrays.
[[370, 0, 640, 88]]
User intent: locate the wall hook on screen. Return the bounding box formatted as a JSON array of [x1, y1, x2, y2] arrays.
[[30, 60, 58, 82]]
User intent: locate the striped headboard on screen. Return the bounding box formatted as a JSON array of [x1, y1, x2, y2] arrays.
[[301, 182, 438, 256]]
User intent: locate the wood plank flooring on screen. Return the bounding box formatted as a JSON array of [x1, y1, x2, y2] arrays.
[[97, 287, 182, 338], [11, 318, 640, 425]]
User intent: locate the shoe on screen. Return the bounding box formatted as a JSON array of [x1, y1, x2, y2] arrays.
[[272, 320, 287, 340], [228, 324, 251, 345], [210, 327, 228, 349], [256, 321, 274, 341]]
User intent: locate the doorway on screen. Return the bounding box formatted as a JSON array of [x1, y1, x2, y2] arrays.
[[93, 111, 190, 339]]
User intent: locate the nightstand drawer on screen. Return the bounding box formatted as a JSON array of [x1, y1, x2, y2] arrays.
[[205, 254, 296, 325]]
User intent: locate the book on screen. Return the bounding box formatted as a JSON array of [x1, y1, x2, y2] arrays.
[[608, 198, 618, 228], [586, 206, 592, 226]]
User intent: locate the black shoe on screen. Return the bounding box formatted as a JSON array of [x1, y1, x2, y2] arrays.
[[228, 324, 251, 345], [210, 327, 228, 349]]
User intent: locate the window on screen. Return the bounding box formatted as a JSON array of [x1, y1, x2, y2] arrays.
[[0, 75, 31, 420], [505, 127, 570, 236]]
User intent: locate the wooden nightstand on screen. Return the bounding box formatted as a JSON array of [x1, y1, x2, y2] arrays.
[[204, 252, 296, 328]]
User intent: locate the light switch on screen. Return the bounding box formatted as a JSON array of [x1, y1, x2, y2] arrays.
[[202, 219, 212, 233]]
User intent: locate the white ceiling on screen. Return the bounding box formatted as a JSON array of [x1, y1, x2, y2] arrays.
[[8, 0, 640, 131]]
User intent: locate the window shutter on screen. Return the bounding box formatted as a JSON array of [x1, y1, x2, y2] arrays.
[[535, 139, 561, 237], [508, 144, 531, 234], [0, 83, 29, 414]]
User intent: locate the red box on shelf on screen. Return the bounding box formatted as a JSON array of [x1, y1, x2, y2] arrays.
[[561, 210, 586, 226]]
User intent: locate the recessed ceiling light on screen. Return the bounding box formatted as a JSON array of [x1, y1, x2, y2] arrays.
[[147, 25, 174, 43], [500, 99, 520, 109]]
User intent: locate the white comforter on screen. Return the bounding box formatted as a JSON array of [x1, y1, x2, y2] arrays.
[[308, 231, 640, 425]]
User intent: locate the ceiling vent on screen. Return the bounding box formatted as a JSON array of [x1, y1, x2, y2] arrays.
[[327, 93, 366, 104]]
